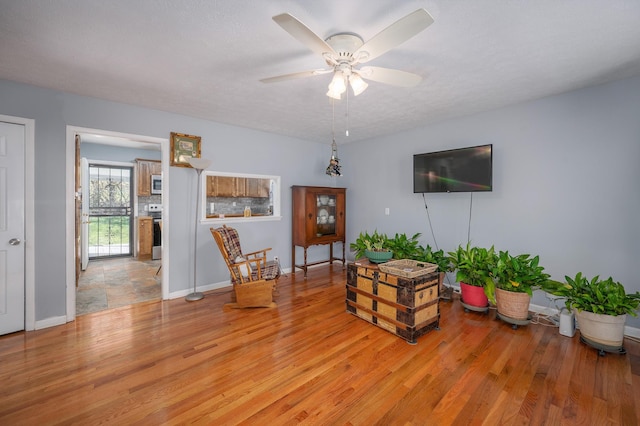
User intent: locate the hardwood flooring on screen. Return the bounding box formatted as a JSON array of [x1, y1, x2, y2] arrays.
[[1, 264, 639, 425]]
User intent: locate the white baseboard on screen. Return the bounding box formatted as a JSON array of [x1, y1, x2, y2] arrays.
[[624, 325, 640, 339], [529, 302, 560, 317], [35, 315, 67, 330], [168, 280, 232, 300]]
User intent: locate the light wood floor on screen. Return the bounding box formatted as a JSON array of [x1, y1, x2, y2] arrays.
[[1, 264, 639, 425]]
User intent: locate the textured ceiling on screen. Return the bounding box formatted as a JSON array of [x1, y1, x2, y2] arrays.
[[1, 1, 640, 145]]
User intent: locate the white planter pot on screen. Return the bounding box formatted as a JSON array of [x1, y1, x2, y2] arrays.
[[574, 310, 626, 347]]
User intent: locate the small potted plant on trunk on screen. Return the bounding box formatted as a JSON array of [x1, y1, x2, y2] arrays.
[[543, 273, 640, 353], [448, 243, 495, 311], [350, 230, 393, 263]]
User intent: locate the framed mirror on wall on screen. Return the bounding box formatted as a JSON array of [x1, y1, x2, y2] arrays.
[[199, 171, 282, 223]]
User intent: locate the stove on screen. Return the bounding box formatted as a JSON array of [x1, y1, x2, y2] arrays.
[[148, 204, 162, 260], [148, 203, 162, 220]]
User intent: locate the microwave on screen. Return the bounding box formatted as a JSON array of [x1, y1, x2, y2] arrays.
[[151, 175, 162, 194]]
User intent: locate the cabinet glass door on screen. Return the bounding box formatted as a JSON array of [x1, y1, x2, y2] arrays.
[[315, 193, 337, 236]]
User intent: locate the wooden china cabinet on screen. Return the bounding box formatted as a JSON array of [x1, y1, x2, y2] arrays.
[[291, 186, 346, 277]]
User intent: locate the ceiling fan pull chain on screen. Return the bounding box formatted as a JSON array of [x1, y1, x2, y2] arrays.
[[332, 98, 336, 139], [346, 88, 350, 137]]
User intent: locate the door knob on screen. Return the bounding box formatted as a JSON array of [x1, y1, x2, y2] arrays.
[[8, 238, 21, 246]]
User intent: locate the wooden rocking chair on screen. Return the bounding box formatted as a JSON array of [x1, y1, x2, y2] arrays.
[[211, 225, 280, 308]]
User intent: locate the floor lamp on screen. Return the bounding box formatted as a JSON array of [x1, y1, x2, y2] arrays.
[[185, 157, 211, 302]]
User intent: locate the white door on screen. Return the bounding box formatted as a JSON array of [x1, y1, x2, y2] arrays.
[[81, 157, 89, 270], [0, 121, 25, 335]]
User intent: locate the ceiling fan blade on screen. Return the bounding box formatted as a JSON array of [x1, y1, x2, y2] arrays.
[[357, 66, 423, 87], [354, 9, 434, 64], [260, 69, 332, 84], [272, 13, 336, 57]]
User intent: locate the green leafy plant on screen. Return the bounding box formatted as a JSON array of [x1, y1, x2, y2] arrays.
[[385, 232, 449, 272], [351, 231, 448, 271], [385, 232, 421, 260], [485, 250, 552, 304], [413, 245, 449, 273], [543, 272, 640, 316], [447, 243, 496, 288], [350, 230, 389, 259]]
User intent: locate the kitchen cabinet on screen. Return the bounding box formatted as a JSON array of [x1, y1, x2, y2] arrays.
[[291, 185, 346, 277], [245, 178, 270, 197], [206, 176, 270, 197], [138, 216, 153, 259], [136, 159, 161, 196], [207, 176, 245, 197]]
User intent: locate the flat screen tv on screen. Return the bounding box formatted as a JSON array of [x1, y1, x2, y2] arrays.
[[413, 144, 493, 193]]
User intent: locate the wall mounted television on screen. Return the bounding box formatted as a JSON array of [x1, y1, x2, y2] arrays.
[[413, 144, 493, 193]]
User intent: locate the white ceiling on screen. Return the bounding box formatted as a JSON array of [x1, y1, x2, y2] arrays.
[[1, 1, 640, 145]]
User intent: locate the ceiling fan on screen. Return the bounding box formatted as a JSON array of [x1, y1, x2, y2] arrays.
[[260, 9, 434, 99]]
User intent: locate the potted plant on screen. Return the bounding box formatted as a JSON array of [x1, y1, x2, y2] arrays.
[[384, 232, 449, 272], [414, 244, 449, 274], [385, 232, 421, 260], [486, 250, 552, 321], [350, 230, 393, 263], [543, 273, 640, 349], [448, 243, 495, 309]]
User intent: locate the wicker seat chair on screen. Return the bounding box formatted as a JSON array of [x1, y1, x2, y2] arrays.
[[211, 225, 280, 308]]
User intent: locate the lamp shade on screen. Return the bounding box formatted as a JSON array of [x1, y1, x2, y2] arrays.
[[188, 157, 211, 170]]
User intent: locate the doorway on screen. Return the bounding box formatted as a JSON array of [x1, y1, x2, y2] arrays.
[[86, 163, 134, 259], [66, 126, 170, 321]]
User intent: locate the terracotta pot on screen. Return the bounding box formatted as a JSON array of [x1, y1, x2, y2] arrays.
[[460, 282, 488, 308], [495, 288, 530, 320], [575, 310, 626, 347]]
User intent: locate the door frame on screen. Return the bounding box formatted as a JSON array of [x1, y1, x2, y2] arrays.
[[66, 126, 169, 321], [0, 114, 35, 331]]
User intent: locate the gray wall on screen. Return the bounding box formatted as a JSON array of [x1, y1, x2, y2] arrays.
[[2, 74, 639, 327], [341, 75, 640, 327], [0, 79, 334, 323]]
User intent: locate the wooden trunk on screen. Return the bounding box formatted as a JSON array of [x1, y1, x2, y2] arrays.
[[346, 261, 441, 344]]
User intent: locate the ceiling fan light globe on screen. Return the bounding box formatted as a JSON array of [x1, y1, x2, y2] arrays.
[[328, 72, 346, 92], [349, 74, 368, 96], [326, 89, 342, 100]]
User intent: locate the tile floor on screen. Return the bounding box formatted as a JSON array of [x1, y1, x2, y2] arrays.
[[76, 257, 162, 315]]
